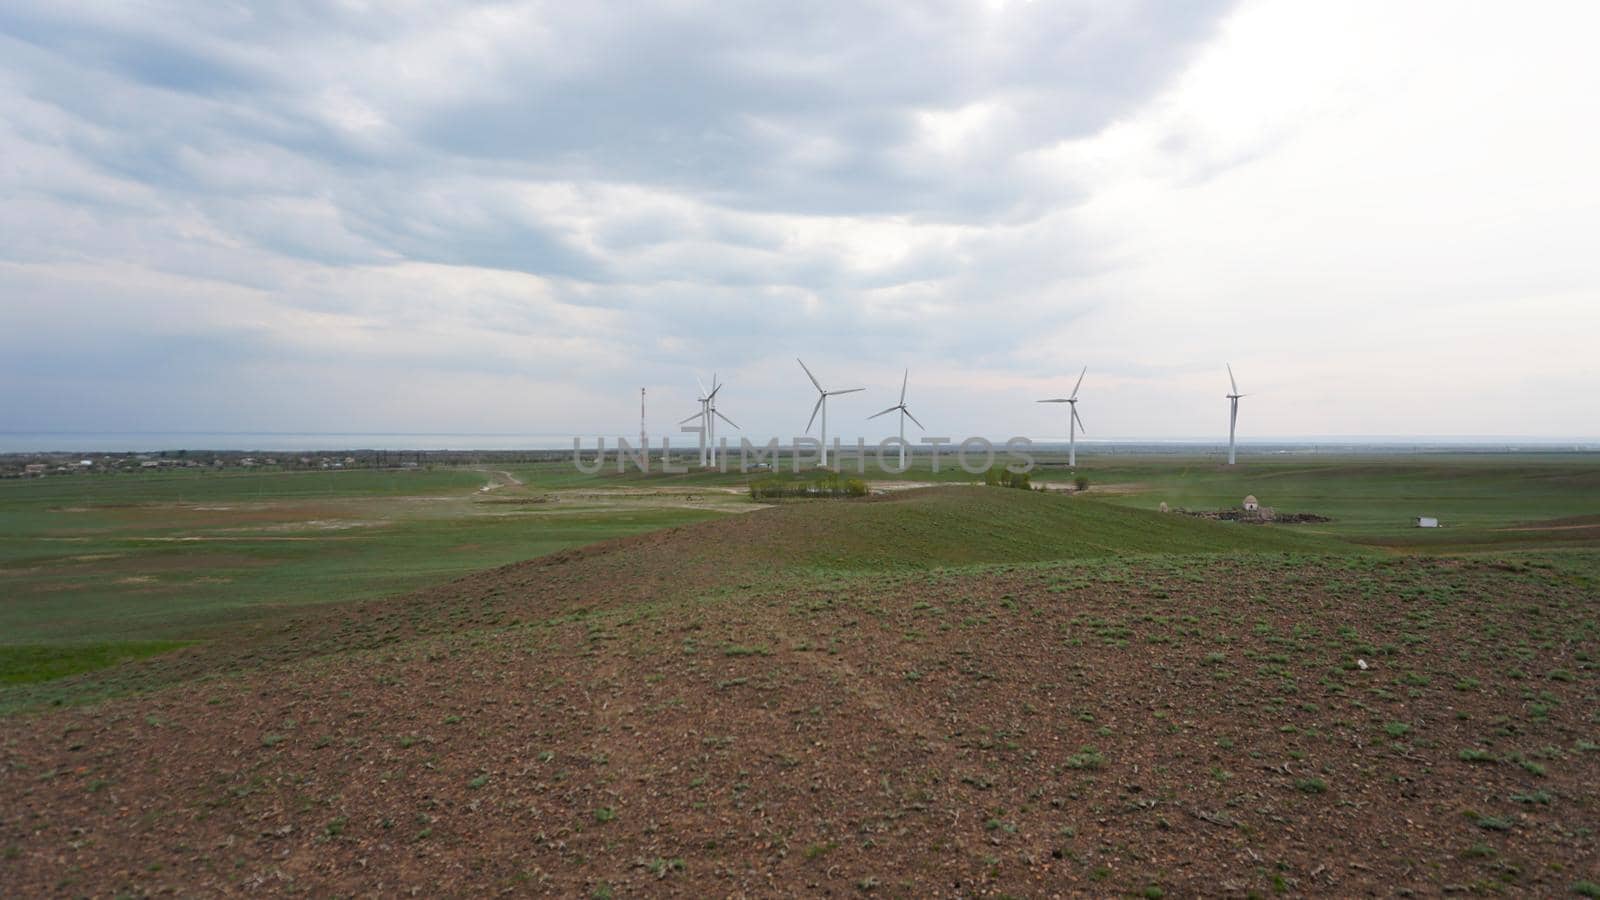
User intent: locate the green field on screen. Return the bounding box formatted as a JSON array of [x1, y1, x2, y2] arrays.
[[1, 451, 1596, 711], [3, 454, 1599, 895], [0, 466, 731, 645], [517, 449, 1600, 546]]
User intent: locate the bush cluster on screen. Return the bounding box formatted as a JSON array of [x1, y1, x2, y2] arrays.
[[749, 472, 869, 499], [983, 466, 1033, 490]]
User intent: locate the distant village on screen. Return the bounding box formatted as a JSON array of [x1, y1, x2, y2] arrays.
[[0, 449, 571, 479]]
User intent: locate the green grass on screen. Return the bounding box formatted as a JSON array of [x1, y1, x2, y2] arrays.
[[0, 466, 728, 644], [759, 486, 1341, 572], [4, 452, 1595, 707], [520, 451, 1600, 551], [0, 641, 191, 685], [1071, 454, 1600, 547]]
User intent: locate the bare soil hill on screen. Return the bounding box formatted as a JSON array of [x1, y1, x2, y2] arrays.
[[3, 490, 1597, 896]]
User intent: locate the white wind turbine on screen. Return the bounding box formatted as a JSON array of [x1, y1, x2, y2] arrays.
[[1037, 366, 1087, 467], [797, 358, 862, 468], [705, 375, 738, 467], [1226, 364, 1246, 465], [679, 377, 711, 467], [680, 375, 737, 468], [867, 369, 923, 469]]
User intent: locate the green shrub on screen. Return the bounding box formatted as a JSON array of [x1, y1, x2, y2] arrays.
[[984, 466, 1033, 490], [749, 472, 868, 500]]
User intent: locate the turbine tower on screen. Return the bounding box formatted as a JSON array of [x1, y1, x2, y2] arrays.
[[867, 369, 923, 469], [680, 375, 739, 468], [1037, 366, 1087, 467], [705, 374, 738, 467], [797, 358, 862, 468], [1226, 364, 1246, 465], [680, 378, 710, 467]]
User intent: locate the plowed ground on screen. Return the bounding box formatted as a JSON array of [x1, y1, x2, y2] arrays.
[[3, 491, 1598, 897]]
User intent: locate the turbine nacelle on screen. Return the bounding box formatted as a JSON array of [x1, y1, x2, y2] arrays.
[[868, 368, 924, 430], [797, 358, 863, 434], [1037, 366, 1088, 436]]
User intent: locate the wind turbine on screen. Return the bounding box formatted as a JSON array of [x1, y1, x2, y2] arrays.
[[797, 358, 862, 468], [705, 374, 738, 467], [680, 375, 738, 468], [680, 377, 711, 467], [1037, 366, 1087, 467], [868, 369, 923, 469], [1226, 364, 1246, 465]]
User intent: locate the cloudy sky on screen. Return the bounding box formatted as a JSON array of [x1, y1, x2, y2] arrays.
[[2, 0, 1596, 445]]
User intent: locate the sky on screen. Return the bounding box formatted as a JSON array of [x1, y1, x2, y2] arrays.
[[2, 0, 1597, 446]]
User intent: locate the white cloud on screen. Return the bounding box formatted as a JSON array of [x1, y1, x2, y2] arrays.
[[0, 0, 1595, 442]]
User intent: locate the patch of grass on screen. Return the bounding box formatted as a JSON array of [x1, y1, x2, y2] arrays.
[[0, 641, 190, 685], [646, 857, 685, 877], [1294, 777, 1328, 794], [803, 841, 837, 860], [722, 644, 771, 657], [1065, 746, 1104, 770], [1469, 812, 1513, 832]]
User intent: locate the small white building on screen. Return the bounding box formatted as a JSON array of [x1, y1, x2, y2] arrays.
[[1242, 495, 1259, 512], [1417, 516, 1439, 528]]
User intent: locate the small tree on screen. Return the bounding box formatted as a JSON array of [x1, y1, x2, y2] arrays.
[[1073, 476, 1090, 492]]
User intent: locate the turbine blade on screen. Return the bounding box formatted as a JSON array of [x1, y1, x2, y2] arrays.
[[867, 405, 900, 420], [715, 410, 740, 429], [900, 368, 908, 405], [679, 411, 704, 425], [1070, 365, 1087, 400], [1072, 406, 1086, 434], [903, 408, 925, 430], [695, 375, 708, 398], [830, 387, 865, 395], [1038, 399, 1069, 404], [797, 358, 823, 391], [1228, 363, 1239, 395], [707, 382, 723, 401], [806, 395, 823, 433]]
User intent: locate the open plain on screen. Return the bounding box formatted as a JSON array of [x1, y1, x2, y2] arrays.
[[2, 453, 1597, 896]]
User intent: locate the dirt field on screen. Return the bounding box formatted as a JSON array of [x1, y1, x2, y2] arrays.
[[3, 490, 1596, 896]]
